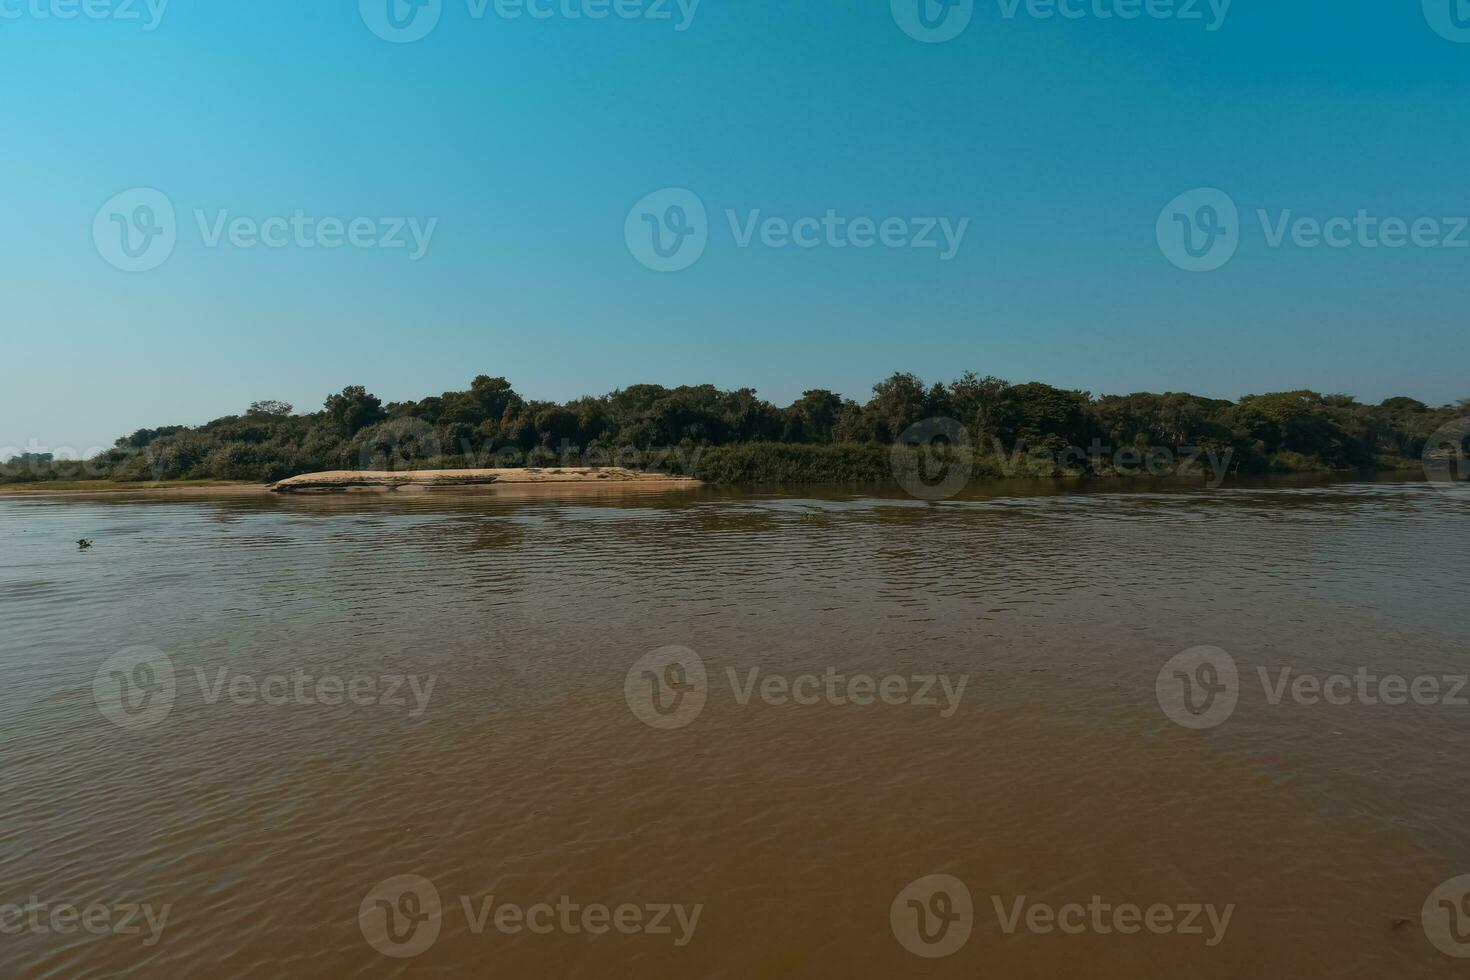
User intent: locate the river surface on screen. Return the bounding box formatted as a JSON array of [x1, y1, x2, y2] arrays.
[[1, 477, 1468, 977]]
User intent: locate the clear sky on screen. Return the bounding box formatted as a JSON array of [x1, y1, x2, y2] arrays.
[[4, 0, 1468, 455]]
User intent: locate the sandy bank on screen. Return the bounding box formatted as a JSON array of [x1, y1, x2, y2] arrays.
[[0, 469, 700, 498], [0, 480, 266, 498], [268, 468, 701, 493]]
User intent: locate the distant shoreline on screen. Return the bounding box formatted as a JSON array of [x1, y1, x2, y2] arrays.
[[0, 469, 704, 498], [0, 480, 266, 497], [0, 465, 1437, 499], [267, 467, 701, 493], [6, 376, 1462, 490]]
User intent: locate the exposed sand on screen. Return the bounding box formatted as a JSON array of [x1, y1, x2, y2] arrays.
[[0, 480, 267, 497], [268, 468, 700, 493], [0, 469, 700, 497]]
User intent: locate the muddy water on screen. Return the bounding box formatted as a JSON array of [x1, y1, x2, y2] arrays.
[[1, 478, 1468, 977]]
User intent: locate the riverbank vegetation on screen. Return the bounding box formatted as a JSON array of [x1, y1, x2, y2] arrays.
[[4, 374, 1463, 486]]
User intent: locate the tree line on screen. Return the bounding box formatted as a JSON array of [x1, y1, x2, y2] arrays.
[[4, 373, 1465, 485]]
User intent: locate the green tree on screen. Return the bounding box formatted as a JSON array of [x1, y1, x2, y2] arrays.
[[247, 400, 294, 417], [323, 385, 386, 436], [866, 373, 930, 442], [783, 389, 844, 443]]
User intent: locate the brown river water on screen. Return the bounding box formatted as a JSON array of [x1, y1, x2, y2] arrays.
[[1, 477, 1468, 977]]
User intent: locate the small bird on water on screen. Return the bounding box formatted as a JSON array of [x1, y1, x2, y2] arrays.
[[77, 539, 93, 550]]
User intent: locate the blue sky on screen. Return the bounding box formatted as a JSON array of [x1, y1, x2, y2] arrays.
[[3, 0, 1468, 453]]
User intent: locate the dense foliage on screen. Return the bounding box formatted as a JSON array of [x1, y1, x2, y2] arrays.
[[4, 374, 1465, 486]]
